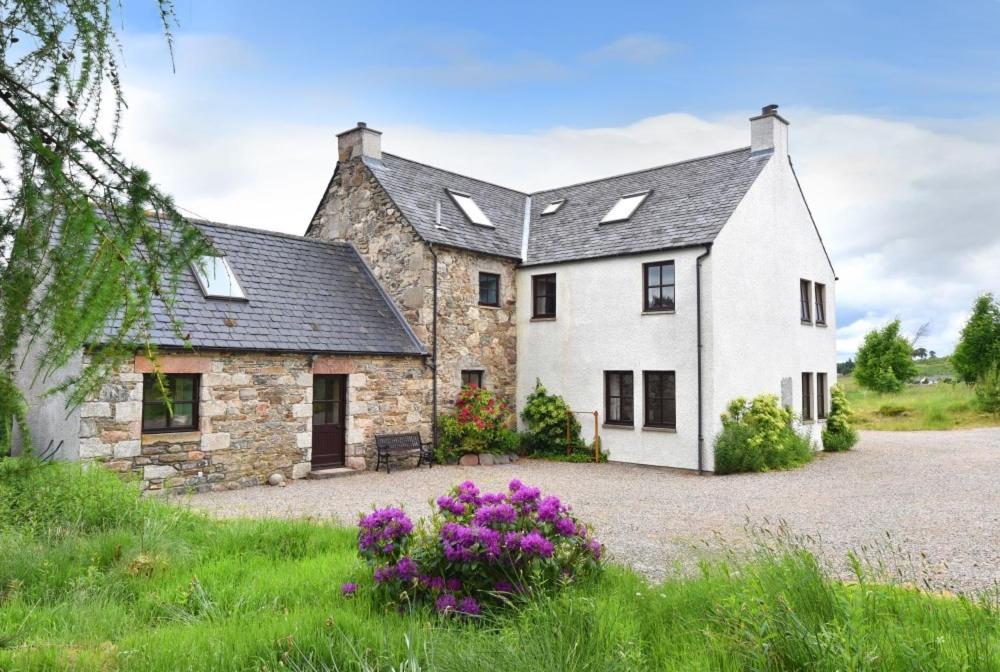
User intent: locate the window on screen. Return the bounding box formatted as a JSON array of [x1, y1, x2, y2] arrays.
[[643, 371, 676, 429], [817, 373, 827, 419], [541, 199, 566, 216], [800, 279, 812, 323], [532, 274, 557, 318], [604, 371, 634, 426], [461, 370, 483, 389], [601, 190, 650, 224], [142, 374, 199, 433], [802, 372, 813, 420], [478, 272, 500, 307], [446, 189, 492, 227], [815, 283, 827, 326], [643, 260, 675, 312], [192, 256, 246, 300]]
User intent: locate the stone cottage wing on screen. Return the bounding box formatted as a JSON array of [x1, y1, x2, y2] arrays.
[[362, 153, 527, 260], [110, 219, 426, 355], [524, 147, 770, 266]]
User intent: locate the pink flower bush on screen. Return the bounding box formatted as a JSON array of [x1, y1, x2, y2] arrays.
[[353, 479, 603, 617]]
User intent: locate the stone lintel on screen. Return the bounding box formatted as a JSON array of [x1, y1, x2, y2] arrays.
[[135, 355, 212, 374]]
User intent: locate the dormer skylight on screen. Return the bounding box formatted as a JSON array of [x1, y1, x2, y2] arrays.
[[600, 190, 651, 224], [192, 256, 246, 300], [541, 199, 566, 216], [446, 189, 493, 227]]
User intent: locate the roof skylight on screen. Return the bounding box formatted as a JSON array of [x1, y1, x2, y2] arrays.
[[541, 199, 566, 216], [600, 190, 651, 224], [447, 189, 493, 227], [192, 256, 246, 300]]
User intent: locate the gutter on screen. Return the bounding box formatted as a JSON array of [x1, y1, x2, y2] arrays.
[[695, 244, 712, 474]]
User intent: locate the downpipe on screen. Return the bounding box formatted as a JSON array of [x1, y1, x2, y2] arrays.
[[695, 244, 712, 474]]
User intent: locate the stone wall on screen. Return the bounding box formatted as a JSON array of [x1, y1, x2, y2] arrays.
[[309, 157, 518, 412], [78, 350, 430, 492]]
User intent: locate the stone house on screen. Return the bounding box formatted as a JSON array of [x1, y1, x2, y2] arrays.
[[17, 104, 836, 488]]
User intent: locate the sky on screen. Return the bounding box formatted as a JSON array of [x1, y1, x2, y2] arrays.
[[108, 0, 1000, 360]]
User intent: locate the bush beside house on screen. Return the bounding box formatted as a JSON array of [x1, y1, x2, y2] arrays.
[[519, 380, 583, 457], [822, 385, 859, 452], [714, 395, 813, 474], [435, 387, 519, 464]]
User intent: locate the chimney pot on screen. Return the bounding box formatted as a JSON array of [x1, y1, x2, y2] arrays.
[[357, 121, 367, 128], [749, 104, 788, 156], [336, 121, 382, 162], [762, 104, 779, 116]]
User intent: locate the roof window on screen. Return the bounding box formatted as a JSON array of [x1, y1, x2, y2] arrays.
[[600, 190, 650, 224], [541, 199, 566, 216], [446, 189, 493, 227], [192, 256, 246, 300]]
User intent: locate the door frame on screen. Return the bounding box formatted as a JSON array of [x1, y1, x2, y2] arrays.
[[311, 374, 347, 468]]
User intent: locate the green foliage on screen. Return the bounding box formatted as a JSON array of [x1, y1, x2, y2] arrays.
[[435, 386, 518, 463], [520, 379, 581, 455], [854, 320, 919, 392], [841, 375, 1000, 431], [0, 2, 211, 456], [975, 361, 1000, 415], [822, 385, 858, 452], [714, 395, 813, 474], [952, 293, 1000, 384], [836, 358, 855, 375]]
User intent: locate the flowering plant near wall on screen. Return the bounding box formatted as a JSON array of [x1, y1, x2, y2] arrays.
[[435, 386, 519, 462], [350, 479, 603, 617]]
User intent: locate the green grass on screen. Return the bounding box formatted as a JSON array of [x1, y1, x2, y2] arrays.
[[1, 461, 998, 671], [841, 375, 1000, 430]]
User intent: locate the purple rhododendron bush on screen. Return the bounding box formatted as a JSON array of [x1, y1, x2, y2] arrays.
[[349, 479, 603, 616]]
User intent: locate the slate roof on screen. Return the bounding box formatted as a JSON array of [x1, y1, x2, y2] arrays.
[[111, 219, 425, 355], [358, 147, 770, 266]]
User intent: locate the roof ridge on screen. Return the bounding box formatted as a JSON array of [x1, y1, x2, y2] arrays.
[[377, 153, 529, 196], [530, 146, 752, 195], [182, 217, 353, 249]]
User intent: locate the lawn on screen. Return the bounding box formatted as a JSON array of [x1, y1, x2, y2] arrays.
[[1, 461, 998, 671], [841, 374, 1000, 431]]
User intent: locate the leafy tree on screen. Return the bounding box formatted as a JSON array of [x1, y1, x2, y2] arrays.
[[929, 350, 937, 359], [951, 294, 1000, 385], [0, 1, 209, 455], [853, 320, 919, 393], [975, 361, 1000, 415], [836, 359, 855, 376], [911, 347, 927, 360]]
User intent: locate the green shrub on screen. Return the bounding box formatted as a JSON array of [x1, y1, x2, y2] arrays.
[[877, 404, 910, 417], [520, 380, 581, 456], [822, 385, 858, 452], [714, 395, 813, 474], [435, 387, 519, 463], [975, 361, 1000, 415], [854, 320, 918, 392]]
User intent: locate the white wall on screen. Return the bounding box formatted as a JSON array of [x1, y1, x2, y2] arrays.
[[12, 344, 82, 460], [708, 153, 838, 462], [516, 248, 707, 469]]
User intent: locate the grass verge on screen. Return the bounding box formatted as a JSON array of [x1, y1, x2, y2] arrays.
[[1, 460, 998, 671], [841, 375, 1000, 430]]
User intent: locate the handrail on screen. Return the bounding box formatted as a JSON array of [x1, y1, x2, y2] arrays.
[[565, 410, 601, 463]]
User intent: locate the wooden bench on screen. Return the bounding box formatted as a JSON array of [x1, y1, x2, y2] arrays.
[[374, 432, 433, 473]]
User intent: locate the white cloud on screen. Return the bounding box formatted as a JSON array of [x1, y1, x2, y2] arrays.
[[112, 36, 1000, 358], [584, 34, 679, 64]]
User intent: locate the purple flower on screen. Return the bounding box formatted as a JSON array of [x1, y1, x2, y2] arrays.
[[479, 491, 507, 505], [502, 531, 523, 550], [458, 596, 481, 616], [445, 577, 463, 592], [435, 593, 457, 613], [587, 539, 602, 561], [419, 575, 446, 591], [341, 582, 357, 596], [396, 556, 418, 581], [510, 485, 541, 508], [508, 479, 524, 492], [554, 517, 577, 536], [519, 530, 554, 558], [373, 565, 396, 583], [537, 496, 562, 522], [494, 580, 514, 593], [457, 481, 481, 504], [473, 503, 517, 527], [358, 507, 413, 556]]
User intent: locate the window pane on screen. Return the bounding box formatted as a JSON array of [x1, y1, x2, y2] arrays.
[[174, 376, 195, 402], [601, 192, 650, 223], [144, 403, 168, 430], [313, 402, 328, 424], [193, 256, 245, 299], [144, 376, 167, 403], [449, 190, 492, 226], [662, 263, 675, 285], [171, 403, 194, 428], [647, 265, 660, 286], [609, 375, 621, 397]]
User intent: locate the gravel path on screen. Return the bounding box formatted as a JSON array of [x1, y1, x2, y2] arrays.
[[187, 429, 1000, 594]]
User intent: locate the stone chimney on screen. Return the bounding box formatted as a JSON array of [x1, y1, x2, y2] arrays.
[[749, 104, 788, 156], [337, 122, 382, 162]]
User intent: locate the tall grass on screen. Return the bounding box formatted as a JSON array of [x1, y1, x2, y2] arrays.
[[1, 459, 998, 671], [841, 376, 1000, 430]]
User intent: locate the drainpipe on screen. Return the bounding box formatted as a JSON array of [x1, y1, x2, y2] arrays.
[[696, 244, 712, 474], [429, 244, 439, 450]]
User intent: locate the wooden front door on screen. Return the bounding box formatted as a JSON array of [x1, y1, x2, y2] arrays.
[[312, 375, 346, 468]]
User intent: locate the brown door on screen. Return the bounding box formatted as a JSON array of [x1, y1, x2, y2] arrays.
[[312, 375, 346, 468]]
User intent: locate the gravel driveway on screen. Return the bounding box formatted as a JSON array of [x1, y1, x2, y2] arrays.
[[187, 429, 1000, 594]]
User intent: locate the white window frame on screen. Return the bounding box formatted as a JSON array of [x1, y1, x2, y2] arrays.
[[191, 256, 247, 300]]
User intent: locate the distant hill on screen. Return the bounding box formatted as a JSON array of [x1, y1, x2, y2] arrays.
[[913, 356, 955, 378]]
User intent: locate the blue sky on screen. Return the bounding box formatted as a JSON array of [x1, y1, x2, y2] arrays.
[[111, 1, 1000, 358]]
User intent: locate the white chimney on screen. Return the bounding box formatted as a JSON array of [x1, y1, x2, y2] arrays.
[[337, 121, 382, 162], [749, 104, 788, 156]]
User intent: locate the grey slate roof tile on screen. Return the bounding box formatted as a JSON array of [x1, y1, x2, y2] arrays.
[[116, 219, 425, 356]]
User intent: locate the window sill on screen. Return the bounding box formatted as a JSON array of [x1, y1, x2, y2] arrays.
[[602, 423, 634, 430], [642, 426, 677, 433], [816, 322, 828, 328], [530, 316, 556, 322], [142, 431, 201, 445], [801, 320, 814, 326], [642, 310, 675, 316], [478, 303, 501, 309]]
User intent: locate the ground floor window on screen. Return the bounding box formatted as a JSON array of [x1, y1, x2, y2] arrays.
[[461, 370, 484, 389], [802, 372, 813, 420], [604, 371, 634, 425], [817, 372, 828, 419], [142, 373, 199, 432], [643, 371, 676, 429]]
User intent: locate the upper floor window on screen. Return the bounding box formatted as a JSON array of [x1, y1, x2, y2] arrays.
[[800, 279, 812, 324], [479, 272, 500, 307], [192, 256, 246, 300], [801, 372, 813, 420], [817, 372, 828, 419], [447, 189, 493, 227], [601, 190, 650, 224], [461, 370, 484, 389], [532, 274, 556, 318], [643, 371, 676, 429], [643, 260, 675, 312], [142, 374, 199, 433], [815, 283, 827, 325], [604, 371, 634, 426]]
